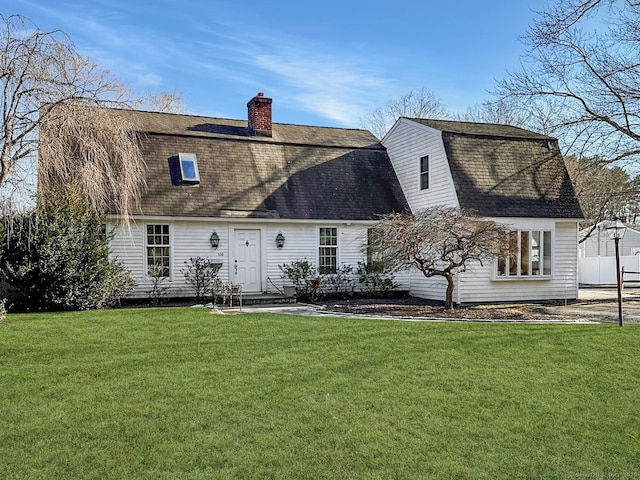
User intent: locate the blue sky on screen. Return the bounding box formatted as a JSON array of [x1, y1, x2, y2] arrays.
[[4, 0, 548, 128]]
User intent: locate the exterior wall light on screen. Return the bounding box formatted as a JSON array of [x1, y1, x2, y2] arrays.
[[276, 232, 285, 249], [210, 231, 220, 249]]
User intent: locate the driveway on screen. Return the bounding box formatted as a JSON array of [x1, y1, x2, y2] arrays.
[[564, 286, 640, 324]]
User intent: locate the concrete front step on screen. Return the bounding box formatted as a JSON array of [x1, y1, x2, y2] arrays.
[[241, 293, 296, 305]]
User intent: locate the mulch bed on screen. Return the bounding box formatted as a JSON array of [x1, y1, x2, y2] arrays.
[[321, 296, 571, 320]]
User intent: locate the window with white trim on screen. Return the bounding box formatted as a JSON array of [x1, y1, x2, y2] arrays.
[[319, 227, 338, 274], [497, 229, 552, 278], [420, 155, 430, 190], [146, 224, 171, 278]]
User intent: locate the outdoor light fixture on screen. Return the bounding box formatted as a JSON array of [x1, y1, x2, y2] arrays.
[[210, 231, 220, 249], [606, 217, 627, 326], [275, 232, 285, 249]]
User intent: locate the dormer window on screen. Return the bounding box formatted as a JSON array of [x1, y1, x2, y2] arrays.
[[178, 152, 200, 184]]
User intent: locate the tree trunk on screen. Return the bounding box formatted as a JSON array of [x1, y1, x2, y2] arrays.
[[444, 273, 455, 310]]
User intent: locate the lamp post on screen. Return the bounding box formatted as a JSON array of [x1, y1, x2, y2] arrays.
[[606, 217, 626, 326]]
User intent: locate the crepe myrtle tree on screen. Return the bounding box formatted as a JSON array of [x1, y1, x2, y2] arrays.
[[374, 207, 511, 310]]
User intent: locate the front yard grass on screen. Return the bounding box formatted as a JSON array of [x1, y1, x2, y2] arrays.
[[1, 308, 639, 479]]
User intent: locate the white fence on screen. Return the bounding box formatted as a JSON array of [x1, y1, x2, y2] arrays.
[[579, 255, 640, 285]]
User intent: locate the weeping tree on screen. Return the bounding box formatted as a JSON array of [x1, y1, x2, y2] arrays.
[[375, 207, 511, 310], [38, 103, 146, 220], [0, 14, 146, 219]]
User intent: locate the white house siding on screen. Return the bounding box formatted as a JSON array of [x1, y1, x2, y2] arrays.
[[405, 220, 579, 304], [108, 219, 231, 299], [382, 118, 459, 213], [408, 271, 459, 304], [383, 120, 580, 305], [264, 223, 317, 293], [108, 221, 145, 296], [264, 222, 410, 293], [109, 218, 408, 298], [457, 220, 579, 303]]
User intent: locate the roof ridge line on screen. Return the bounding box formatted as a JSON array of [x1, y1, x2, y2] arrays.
[[112, 107, 374, 134], [143, 130, 385, 150]]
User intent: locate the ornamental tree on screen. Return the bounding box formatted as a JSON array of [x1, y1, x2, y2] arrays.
[[375, 207, 511, 310]]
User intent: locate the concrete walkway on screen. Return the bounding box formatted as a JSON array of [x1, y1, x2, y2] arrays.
[[214, 287, 640, 324]]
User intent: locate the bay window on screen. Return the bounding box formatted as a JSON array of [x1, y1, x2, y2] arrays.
[[497, 229, 552, 278]]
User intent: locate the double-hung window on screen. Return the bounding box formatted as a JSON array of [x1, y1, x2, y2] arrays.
[[497, 229, 552, 278], [146, 224, 171, 278], [319, 227, 338, 274], [419, 155, 430, 190]]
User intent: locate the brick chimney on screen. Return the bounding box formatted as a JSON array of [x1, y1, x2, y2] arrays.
[[247, 92, 272, 137]]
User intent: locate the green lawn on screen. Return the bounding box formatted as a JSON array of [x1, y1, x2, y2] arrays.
[[1, 308, 639, 479]]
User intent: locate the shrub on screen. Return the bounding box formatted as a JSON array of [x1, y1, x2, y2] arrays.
[[0, 187, 136, 311], [356, 261, 399, 297], [181, 257, 220, 301], [147, 265, 169, 305], [279, 259, 321, 301], [323, 264, 355, 298], [101, 262, 137, 307]]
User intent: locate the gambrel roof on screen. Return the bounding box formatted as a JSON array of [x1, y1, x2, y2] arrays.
[[408, 118, 583, 219], [113, 109, 409, 220]]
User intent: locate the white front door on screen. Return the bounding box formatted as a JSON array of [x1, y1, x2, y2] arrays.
[[234, 229, 261, 293]]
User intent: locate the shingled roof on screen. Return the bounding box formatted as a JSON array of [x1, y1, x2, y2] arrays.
[[118, 109, 409, 219], [408, 118, 583, 219]]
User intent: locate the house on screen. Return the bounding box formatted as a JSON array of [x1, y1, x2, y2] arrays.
[[381, 117, 583, 304], [103, 95, 583, 304], [578, 222, 640, 285], [107, 93, 410, 298]]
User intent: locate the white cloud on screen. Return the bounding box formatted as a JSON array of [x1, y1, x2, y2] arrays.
[[190, 25, 392, 126], [11, 2, 398, 126], [251, 51, 388, 126], [136, 72, 162, 87], [19, 0, 127, 48]]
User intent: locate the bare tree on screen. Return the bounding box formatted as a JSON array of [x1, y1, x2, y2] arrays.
[[564, 155, 639, 239], [0, 14, 146, 219], [375, 208, 510, 310], [362, 88, 448, 139], [498, 0, 640, 168], [458, 96, 564, 137], [136, 89, 187, 114]]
